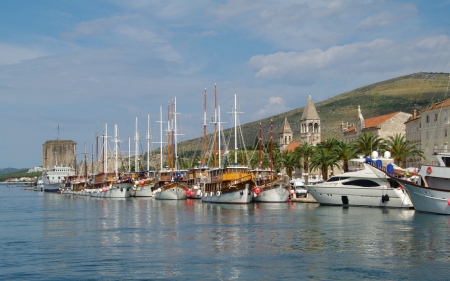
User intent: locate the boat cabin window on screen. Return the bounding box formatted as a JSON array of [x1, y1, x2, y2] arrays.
[[342, 179, 380, 187], [326, 177, 349, 182], [442, 157, 450, 167]]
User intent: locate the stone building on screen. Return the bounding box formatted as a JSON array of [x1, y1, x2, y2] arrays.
[[300, 95, 321, 145], [42, 140, 77, 169], [279, 117, 293, 151], [342, 106, 411, 142], [418, 98, 450, 165], [404, 109, 422, 167]]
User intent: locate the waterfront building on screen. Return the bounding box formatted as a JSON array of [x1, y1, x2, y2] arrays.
[[418, 98, 450, 165], [342, 106, 411, 143], [405, 109, 422, 168]]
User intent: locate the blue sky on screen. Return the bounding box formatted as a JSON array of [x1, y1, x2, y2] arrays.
[[1, 0, 450, 169]]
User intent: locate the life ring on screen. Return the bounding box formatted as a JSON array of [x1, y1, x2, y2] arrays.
[[216, 191, 221, 196], [426, 166, 433, 174]]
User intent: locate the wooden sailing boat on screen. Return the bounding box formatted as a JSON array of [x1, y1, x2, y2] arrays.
[[186, 88, 210, 199], [154, 97, 189, 200], [202, 93, 256, 204], [251, 120, 291, 202], [130, 116, 156, 197], [90, 124, 132, 198]]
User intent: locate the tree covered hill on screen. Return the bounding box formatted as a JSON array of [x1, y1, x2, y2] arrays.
[[176, 72, 450, 157]]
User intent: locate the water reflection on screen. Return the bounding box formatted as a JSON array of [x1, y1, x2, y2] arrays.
[[3, 188, 450, 280]]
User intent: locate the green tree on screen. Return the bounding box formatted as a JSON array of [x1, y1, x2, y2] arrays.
[[309, 146, 340, 181], [294, 142, 314, 184], [355, 132, 385, 157], [333, 140, 357, 172], [279, 150, 301, 178], [384, 134, 425, 167]]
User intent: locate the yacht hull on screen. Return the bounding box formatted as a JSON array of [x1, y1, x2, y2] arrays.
[[307, 185, 413, 208]]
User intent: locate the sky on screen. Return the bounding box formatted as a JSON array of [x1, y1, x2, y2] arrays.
[[1, 0, 450, 169]]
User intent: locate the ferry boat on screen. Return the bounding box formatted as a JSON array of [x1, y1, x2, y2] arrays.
[[42, 166, 76, 192]]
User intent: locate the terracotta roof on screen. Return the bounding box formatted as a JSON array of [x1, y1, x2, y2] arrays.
[[344, 111, 401, 132], [284, 141, 301, 152], [421, 97, 450, 112], [301, 95, 320, 120]]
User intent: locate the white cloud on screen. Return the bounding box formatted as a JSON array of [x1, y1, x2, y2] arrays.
[[248, 36, 450, 83], [254, 96, 289, 119], [0, 43, 48, 65]]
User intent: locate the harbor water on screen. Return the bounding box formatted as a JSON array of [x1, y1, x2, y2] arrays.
[[1, 185, 449, 280]]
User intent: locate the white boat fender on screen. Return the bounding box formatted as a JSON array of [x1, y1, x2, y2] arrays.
[[216, 191, 221, 196]]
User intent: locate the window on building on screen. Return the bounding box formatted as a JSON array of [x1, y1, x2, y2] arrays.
[[426, 115, 429, 123], [446, 129, 448, 137], [435, 113, 438, 122]]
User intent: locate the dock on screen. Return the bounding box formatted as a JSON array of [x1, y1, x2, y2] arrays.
[[292, 194, 318, 203]]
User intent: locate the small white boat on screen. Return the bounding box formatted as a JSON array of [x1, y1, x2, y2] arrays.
[[90, 181, 132, 198], [307, 153, 413, 208], [34, 178, 44, 191]]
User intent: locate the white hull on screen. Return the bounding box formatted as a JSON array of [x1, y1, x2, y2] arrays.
[[155, 186, 187, 200], [90, 183, 131, 198], [307, 185, 412, 208], [253, 186, 290, 203], [130, 185, 154, 197], [43, 182, 61, 192], [202, 185, 253, 204], [402, 182, 450, 214], [34, 185, 44, 191], [60, 189, 73, 195]]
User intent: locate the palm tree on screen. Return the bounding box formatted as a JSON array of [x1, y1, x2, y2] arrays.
[[355, 132, 385, 157], [384, 134, 425, 167], [279, 150, 301, 178], [333, 140, 357, 172], [294, 142, 314, 184], [309, 146, 340, 181]]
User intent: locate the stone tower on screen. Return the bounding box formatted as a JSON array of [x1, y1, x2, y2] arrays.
[[300, 95, 321, 145], [355, 105, 365, 136], [42, 140, 77, 169], [279, 117, 293, 150]]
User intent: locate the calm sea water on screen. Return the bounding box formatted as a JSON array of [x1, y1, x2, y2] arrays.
[[1, 184, 450, 280]]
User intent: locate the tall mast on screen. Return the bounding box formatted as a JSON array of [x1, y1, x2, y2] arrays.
[[174, 97, 178, 171], [128, 137, 131, 173], [234, 95, 237, 166], [167, 101, 172, 170], [114, 124, 118, 178], [218, 105, 221, 168], [134, 117, 139, 172], [259, 122, 262, 169], [270, 119, 273, 173], [104, 123, 108, 173], [213, 84, 217, 168], [202, 88, 207, 165], [159, 106, 163, 170], [147, 114, 151, 172]]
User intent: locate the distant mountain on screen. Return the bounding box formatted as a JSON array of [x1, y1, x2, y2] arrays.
[[0, 168, 28, 175], [176, 72, 450, 155]]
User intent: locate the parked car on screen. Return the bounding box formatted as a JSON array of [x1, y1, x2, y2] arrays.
[[290, 178, 307, 197]]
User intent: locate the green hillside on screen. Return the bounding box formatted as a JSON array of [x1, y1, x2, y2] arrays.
[[177, 72, 450, 157]]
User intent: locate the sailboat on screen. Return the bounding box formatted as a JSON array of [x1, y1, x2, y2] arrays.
[[90, 124, 132, 198], [154, 97, 189, 200], [252, 121, 291, 203], [202, 93, 256, 204], [186, 89, 210, 199], [130, 116, 156, 197]]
